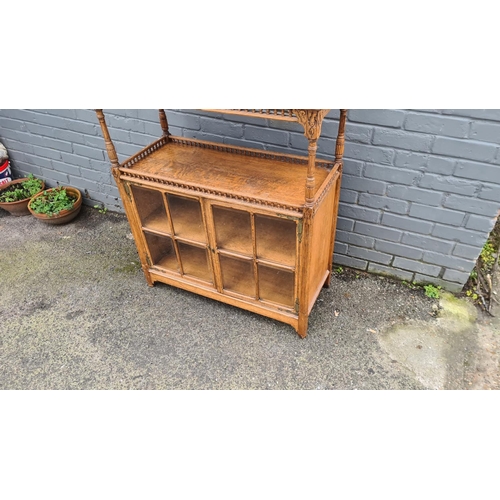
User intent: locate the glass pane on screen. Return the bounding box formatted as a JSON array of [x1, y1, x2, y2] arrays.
[[219, 255, 255, 297], [255, 215, 296, 267], [167, 194, 205, 242], [177, 242, 212, 282], [213, 206, 253, 255], [258, 265, 295, 307], [144, 233, 179, 272], [131, 185, 171, 234]]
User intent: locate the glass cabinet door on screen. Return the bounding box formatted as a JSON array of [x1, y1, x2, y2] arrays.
[[130, 186, 299, 308], [130, 185, 214, 286], [167, 194, 213, 284], [211, 203, 298, 309]]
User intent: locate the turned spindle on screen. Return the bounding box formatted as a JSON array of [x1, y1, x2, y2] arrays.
[[159, 109, 170, 138], [95, 109, 119, 168], [335, 109, 347, 163]]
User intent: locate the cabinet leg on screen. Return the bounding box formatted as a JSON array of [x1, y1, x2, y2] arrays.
[[323, 270, 331, 288], [142, 265, 154, 287], [297, 314, 308, 338]]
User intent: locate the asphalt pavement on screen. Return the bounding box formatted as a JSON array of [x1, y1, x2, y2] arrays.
[[1, 206, 498, 390]]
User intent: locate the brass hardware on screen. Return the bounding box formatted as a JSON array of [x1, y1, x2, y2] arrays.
[[123, 182, 131, 200], [297, 220, 303, 242]]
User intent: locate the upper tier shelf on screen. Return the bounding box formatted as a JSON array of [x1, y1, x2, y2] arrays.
[[202, 109, 330, 123], [119, 136, 337, 212]]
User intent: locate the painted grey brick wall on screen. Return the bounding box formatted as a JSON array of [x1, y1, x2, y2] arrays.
[[1, 109, 499, 293]]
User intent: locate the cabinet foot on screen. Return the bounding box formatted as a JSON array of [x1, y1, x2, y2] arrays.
[[297, 316, 308, 338], [142, 266, 154, 287], [323, 272, 331, 288]]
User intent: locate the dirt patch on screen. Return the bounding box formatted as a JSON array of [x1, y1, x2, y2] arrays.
[[458, 214, 500, 389]]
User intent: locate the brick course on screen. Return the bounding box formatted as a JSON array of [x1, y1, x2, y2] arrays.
[[1, 108, 499, 291]]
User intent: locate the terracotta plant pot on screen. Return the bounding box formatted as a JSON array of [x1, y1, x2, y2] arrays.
[[28, 186, 83, 225], [0, 178, 45, 216]]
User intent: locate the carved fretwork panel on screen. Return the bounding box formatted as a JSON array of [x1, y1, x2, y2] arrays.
[[293, 110, 330, 141]]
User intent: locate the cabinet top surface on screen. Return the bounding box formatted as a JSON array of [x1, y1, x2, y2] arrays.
[[120, 138, 332, 209]]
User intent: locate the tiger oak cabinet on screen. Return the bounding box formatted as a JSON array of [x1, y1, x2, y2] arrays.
[[95, 109, 347, 337]]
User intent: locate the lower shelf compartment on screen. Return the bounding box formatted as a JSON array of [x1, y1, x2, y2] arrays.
[[219, 254, 255, 298], [168, 194, 206, 243], [255, 214, 297, 267], [144, 232, 179, 272], [216, 254, 296, 307], [212, 205, 253, 255], [177, 242, 213, 283], [131, 185, 171, 233], [258, 264, 295, 308]]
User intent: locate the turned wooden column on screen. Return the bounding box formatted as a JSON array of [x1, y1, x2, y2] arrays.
[[305, 140, 318, 206], [335, 109, 347, 163], [159, 109, 170, 138], [294, 110, 329, 206], [95, 109, 119, 169], [293, 110, 328, 336]]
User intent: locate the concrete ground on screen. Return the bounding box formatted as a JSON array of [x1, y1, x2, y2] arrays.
[[1, 206, 498, 390]]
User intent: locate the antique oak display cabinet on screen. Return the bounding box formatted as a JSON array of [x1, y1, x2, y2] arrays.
[[95, 109, 347, 337]]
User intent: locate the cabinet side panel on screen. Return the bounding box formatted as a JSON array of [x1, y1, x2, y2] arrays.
[[115, 176, 155, 286], [307, 185, 337, 311]]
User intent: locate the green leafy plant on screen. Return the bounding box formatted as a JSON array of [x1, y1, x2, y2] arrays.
[[402, 280, 419, 290], [0, 174, 43, 202], [0, 187, 26, 203], [335, 266, 343, 274], [30, 187, 77, 216], [22, 174, 45, 196], [424, 284, 441, 299], [480, 242, 496, 271], [463, 216, 499, 311], [94, 204, 108, 214]]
